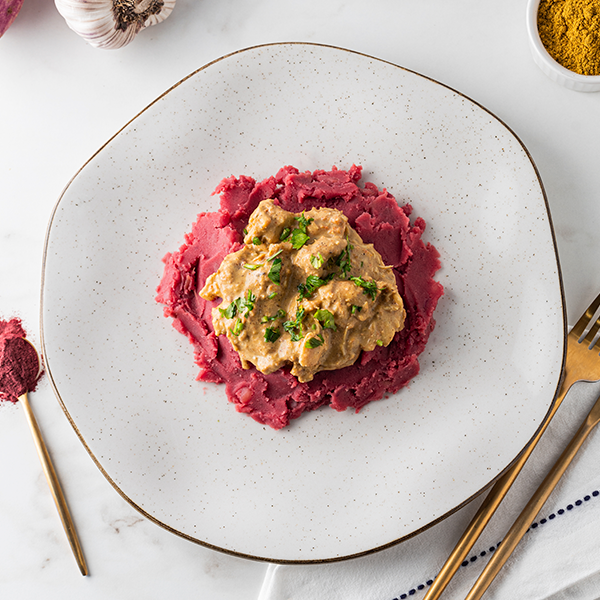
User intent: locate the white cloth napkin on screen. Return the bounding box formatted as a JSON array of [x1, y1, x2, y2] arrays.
[[258, 379, 600, 600]]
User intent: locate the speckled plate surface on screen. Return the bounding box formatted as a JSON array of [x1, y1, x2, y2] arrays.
[[41, 43, 565, 563]]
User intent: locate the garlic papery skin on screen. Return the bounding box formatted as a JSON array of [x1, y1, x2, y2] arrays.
[[55, 0, 176, 50]]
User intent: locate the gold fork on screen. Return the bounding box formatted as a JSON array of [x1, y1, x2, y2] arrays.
[[424, 291, 600, 600]]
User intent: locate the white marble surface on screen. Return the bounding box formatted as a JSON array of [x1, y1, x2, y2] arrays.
[[1, 1, 600, 599]]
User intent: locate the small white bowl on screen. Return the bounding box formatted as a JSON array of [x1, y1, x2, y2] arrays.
[[526, 0, 600, 92]]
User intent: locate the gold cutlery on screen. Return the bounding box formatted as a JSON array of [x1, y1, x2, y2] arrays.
[[424, 291, 600, 600], [19, 340, 88, 576], [465, 384, 600, 598]]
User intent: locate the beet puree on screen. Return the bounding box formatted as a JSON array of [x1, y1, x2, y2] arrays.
[[156, 166, 443, 429], [0, 318, 41, 403]]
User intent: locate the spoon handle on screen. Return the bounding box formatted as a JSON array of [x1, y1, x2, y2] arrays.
[[19, 391, 88, 576]]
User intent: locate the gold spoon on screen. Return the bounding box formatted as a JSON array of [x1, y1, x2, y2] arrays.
[[18, 339, 88, 576]]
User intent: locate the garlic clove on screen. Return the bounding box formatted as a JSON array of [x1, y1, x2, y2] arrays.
[[55, 0, 176, 50], [1, 0, 25, 38]]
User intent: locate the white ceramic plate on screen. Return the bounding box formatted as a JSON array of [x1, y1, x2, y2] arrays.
[[41, 43, 565, 563]]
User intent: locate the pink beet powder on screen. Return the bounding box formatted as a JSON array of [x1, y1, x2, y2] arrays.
[[0, 318, 41, 402], [156, 165, 443, 429]]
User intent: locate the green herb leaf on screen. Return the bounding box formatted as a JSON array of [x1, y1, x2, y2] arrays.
[[219, 300, 238, 319], [287, 330, 303, 343], [376, 339, 384, 346], [305, 334, 324, 349], [268, 257, 282, 284], [267, 291, 278, 299], [264, 327, 281, 343], [231, 318, 244, 336], [267, 249, 284, 261], [243, 263, 261, 271], [290, 228, 310, 250], [297, 273, 333, 300], [283, 306, 306, 342], [310, 253, 325, 269], [261, 309, 286, 324], [335, 240, 353, 278], [287, 212, 314, 250], [350, 276, 378, 301], [252, 237, 261, 245], [280, 227, 291, 241], [351, 304, 362, 315], [243, 228, 248, 236], [314, 309, 336, 330], [295, 212, 314, 233], [238, 290, 256, 315]]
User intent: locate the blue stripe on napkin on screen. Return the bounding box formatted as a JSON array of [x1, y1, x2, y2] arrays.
[[391, 490, 600, 600]]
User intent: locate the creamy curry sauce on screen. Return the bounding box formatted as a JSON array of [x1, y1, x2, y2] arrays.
[[200, 199, 406, 383]]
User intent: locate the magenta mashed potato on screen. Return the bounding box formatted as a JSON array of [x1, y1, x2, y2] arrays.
[[156, 165, 443, 429]]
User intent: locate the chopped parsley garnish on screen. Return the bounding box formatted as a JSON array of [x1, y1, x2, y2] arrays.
[[335, 240, 353, 278], [261, 309, 286, 323], [221, 292, 256, 320], [268, 257, 282, 284], [280, 227, 291, 241], [264, 327, 281, 343], [351, 304, 362, 315], [243, 263, 261, 270], [314, 309, 336, 330], [267, 249, 283, 261], [267, 291, 278, 299], [350, 276, 378, 301], [243, 228, 248, 235], [237, 290, 256, 316], [295, 212, 313, 232], [290, 228, 310, 250], [283, 306, 306, 342], [222, 291, 255, 333], [252, 237, 261, 245], [288, 212, 314, 250], [305, 334, 324, 349], [310, 253, 325, 269], [376, 339, 384, 346], [297, 273, 334, 300], [219, 290, 251, 319], [231, 318, 244, 336], [219, 300, 238, 319]]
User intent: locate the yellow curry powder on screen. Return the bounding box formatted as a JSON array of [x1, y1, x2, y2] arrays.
[[538, 0, 600, 75]]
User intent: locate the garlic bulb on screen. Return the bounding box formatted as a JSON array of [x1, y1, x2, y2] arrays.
[[55, 0, 176, 50]]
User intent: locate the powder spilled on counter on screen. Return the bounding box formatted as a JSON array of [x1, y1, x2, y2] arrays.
[[0, 318, 42, 402]]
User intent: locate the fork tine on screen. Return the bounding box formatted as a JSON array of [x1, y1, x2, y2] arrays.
[[572, 292, 600, 340], [584, 313, 600, 348]]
